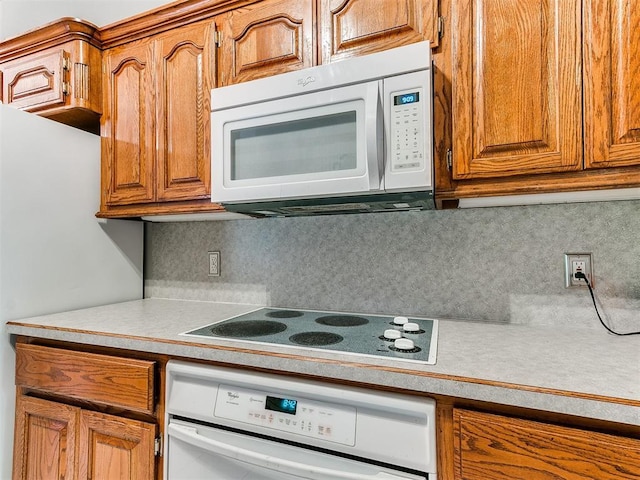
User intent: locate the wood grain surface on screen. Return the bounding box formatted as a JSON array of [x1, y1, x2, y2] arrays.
[[453, 408, 640, 479], [15, 343, 155, 414]]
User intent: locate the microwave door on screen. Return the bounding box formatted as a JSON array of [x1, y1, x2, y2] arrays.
[[210, 81, 383, 204]]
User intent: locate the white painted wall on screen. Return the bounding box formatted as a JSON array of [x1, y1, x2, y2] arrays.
[[0, 105, 145, 480], [0, 0, 168, 40], [0, 1, 167, 477]]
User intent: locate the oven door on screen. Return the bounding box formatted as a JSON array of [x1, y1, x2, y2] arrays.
[[166, 418, 428, 480], [210, 81, 383, 205]]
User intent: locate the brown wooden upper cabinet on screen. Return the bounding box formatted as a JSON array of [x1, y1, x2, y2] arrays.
[[100, 20, 214, 215], [97, 0, 438, 218], [0, 18, 102, 134], [216, 0, 315, 86], [216, 0, 440, 87], [449, 0, 640, 181], [583, 0, 640, 170], [319, 0, 440, 64], [451, 0, 581, 179]]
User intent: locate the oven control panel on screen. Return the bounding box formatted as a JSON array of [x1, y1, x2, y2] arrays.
[[215, 384, 357, 446]]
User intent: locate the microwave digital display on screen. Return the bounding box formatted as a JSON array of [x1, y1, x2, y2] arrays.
[[394, 92, 420, 105]]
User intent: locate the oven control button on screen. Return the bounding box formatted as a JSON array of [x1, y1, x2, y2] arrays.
[[394, 338, 415, 351], [383, 329, 402, 340], [393, 316, 409, 326], [403, 322, 420, 333]]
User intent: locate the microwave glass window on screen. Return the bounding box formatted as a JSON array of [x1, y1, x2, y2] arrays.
[[230, 111, 357, 180]]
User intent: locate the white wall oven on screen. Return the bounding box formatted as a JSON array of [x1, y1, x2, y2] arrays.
[[210, 41, 434, 217], [164, 361, 438, 479]]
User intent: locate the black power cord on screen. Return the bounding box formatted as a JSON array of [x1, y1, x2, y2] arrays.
[[574, 272, 640, 336]]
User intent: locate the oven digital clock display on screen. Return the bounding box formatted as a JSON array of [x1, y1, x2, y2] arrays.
[[266, 395, 298, 415]]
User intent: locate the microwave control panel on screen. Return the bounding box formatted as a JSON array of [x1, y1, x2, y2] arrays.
[[389, 87, 425, 172]]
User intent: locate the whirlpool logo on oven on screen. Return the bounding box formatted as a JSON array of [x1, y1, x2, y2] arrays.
[[297, 75, 316, 87]]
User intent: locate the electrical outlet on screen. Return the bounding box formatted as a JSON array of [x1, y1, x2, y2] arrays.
[[208, 251, 220, 277], [564, 253, 593, 287]]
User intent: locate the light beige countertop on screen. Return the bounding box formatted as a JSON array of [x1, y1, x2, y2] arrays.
[[6, 298, 640, 426]]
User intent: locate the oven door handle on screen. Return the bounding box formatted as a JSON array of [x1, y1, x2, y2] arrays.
[[168, 423, 411, 480]]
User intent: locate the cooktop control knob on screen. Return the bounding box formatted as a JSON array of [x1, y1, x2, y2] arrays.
[[384, 329, 402, 340], [394, 338, 415, 351], [403, 322, 420, 333], [393, 316, 409, 326]]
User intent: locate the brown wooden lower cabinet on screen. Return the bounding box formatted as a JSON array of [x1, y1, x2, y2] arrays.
[[12, 341, 161, 480], [13, 395, 77, 480], [12, 339, 639, 480], [78, 409, 156, 479], [453, 408, 640, 480], [13, 395, 156, 480]]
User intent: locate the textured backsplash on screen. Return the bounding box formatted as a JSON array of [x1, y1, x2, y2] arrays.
[[145, 200, 640, 328]]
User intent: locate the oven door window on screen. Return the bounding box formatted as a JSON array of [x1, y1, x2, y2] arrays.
[[166, 419, 427, 480]]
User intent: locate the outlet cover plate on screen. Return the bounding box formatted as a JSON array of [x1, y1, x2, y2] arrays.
[[564, 253, 593, 287], [208, 251, 220, 277]]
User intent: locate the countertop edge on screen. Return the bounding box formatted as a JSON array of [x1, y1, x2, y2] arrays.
[[7, 323, 640, 427]]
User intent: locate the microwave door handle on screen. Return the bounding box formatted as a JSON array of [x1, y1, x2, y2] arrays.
[[168, 423, 409, 480], [365, 81, 384, 189]]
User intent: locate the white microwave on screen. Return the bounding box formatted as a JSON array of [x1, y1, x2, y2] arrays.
[[210, 41, 434, 217]]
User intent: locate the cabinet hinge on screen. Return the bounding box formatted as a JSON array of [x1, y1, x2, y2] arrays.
[[446, 149, 453, 171], [154, 436, 162, 456], [62, 53, 71, 71], [214, 31, 222, 47], [437, 16, 445, 39], [62, 81, 71, 96]]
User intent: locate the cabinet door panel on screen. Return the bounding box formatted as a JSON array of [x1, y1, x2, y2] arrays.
[[451, 0, 582, 179], [320, 0, 439, 64], [453, 409, 640, 480], [584, 0, 640, 168], [102, 40, 155, 205], [1, 49, 68, 111], [156, 22, 213, 201], [218, 0, 314, 85], [78, 410, 155, 480], [13, 396, 79, 480]]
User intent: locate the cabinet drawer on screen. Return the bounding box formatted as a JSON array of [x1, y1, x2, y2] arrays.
[[1, 49, 68, 111], [453, 408, 640, 480], [15, 343, 155, 414]]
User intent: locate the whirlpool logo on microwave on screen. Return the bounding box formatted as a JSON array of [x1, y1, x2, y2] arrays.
[[297, 75, 316, 87]]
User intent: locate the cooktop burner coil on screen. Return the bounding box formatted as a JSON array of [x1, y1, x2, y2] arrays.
[[209, 320, 287, 338]]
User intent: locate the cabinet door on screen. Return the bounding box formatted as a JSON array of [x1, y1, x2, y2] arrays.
[[78, 410, 156, 480], [451, 0, 582, 179], [155, 22, 213, 201], [583, 0, 640, 169], [217, 0, 314, 86], [319, 0, 439, 64], [1, 49, 69, 112], [102, 39, 156, 206], [453, 409, 640, 480], [13, 395, 79, 480]]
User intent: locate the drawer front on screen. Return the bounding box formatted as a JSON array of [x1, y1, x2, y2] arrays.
[[453, 408, 640, 480], [15, 343, 155, 414], [1, 49, 68, 111]]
